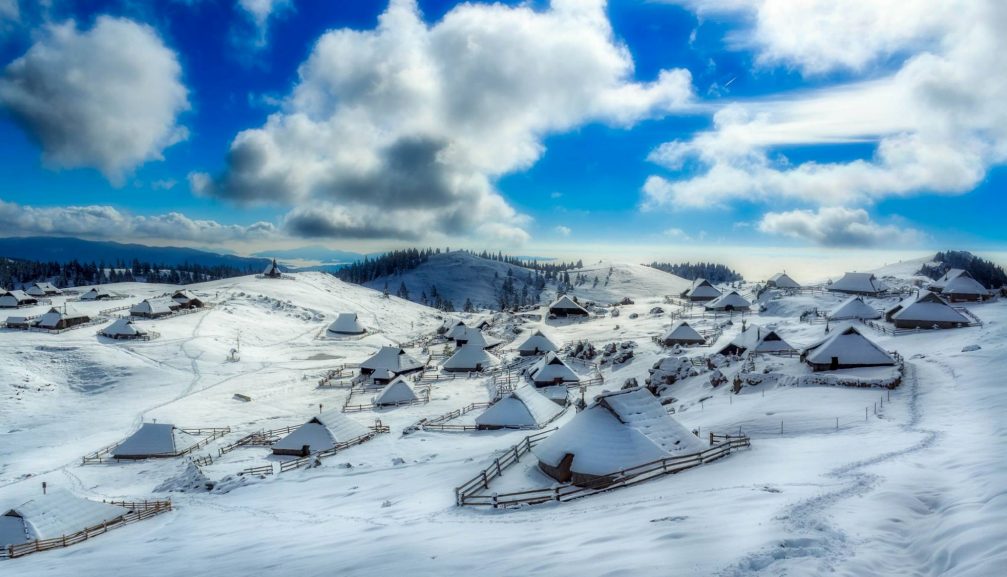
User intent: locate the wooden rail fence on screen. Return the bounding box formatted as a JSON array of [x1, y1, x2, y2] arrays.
[[455, 432, 750, 508], [2, 499, 172, 559], [82, 427, 230, 464]]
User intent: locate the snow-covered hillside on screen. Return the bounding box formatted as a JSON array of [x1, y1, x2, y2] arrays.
[[555, 261, 693, 304], [362, 251, 540, 310], [1, 267, 1005, 576]]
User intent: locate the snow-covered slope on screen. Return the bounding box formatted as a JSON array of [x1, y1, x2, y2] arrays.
[[556, 261, 693, 304], [362, 251, 538, 310], [1, 266, 1006, 576]]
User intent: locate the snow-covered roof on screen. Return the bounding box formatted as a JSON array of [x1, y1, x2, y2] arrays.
[[263, 259, 282, 276], [704, 291, 751, 311], [373, 377, 418, 405], [940, 275, 990, 297], [101, 318, 147, 337], [113, 423, 192, 458], [80, 287, 114, 300], [828, 272, 887, 294], [720, 324, 794, 355], [2, 490, 129, 544], [328, 312, 366, 334], [548, 295, 588, 313], [528, 352, 580, 384], [26, 282, 60, 296], [768, 272, 801, 288], [803, 326, 895, 367], [661, 321, 705, 343], [130, 298, 175, 316], [1, 290, 35, 303], [890, 292, 971, 324], [273, 410, 370, 453], [533, 388, 705, 477], [360, 346, 423, 374], [476, 385, 563, 428], [442, 343, 497, 371], [828, 296, 882, 321], [172, 289, 199, 303], [38, 306, 88, 328], [685, 278, 722, 299], [517, 330, 559, 354], [928, 268, 970, 290]]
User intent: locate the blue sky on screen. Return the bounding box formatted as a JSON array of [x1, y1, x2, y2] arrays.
[[0, 0, 1004, 256]]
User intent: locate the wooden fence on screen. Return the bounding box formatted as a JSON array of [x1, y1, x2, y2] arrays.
[[341, 386, 432, 413], [404, 402, 493, 433], [316, 364, 361, 388], [3, 499, 172, 559], [275, 423, 390, 473], [128, 303, 214, 322], [455, 432, 751, 508], [82, 427, 230, 464]]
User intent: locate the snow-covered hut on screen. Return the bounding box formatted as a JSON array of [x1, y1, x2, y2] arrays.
[[828, 296, 882, 321], [718, 325, 794, 356], [442, 343, 497, 372], [272, 410, 370, 457], [4, 315, 38, 329], [533, 387, 705, 486], [112, 423, 195, 459], [548, 295, 589, 317], [372, 377, 419, 406], [100, 318, 149, 340], [516, 330, 559, 356], [171, 290, 204, 309], [1, 490, 130, 548], [659, 320, 705, 346], [263, 258, 283, 278], [527, 351, 580, 386], [80, 287, 115, 301], [0, 290, 37, 308], [327, 312, 366, 335], [801, 326, 896, 371], [929, 269, 992, 302], [359, 346, 424, 384], [827, 273, 887, 296], [130, 298, 177, 318], [681, 278, 722, 302], [766, 273, 801, 290], [25, 282, 62, 297], [475, 385, 564, 430], [37, 306, 89, 330], [885, 292, 971, 329], [704, 291, 751, 312]]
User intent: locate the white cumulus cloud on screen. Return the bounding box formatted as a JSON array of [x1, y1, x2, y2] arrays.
[[758, 207, 924, 247], [644, 0, 1007, 221], [194, 0, 694, 242], [0, 199, 277, 244], [237, 0, 292, 48], [0, 16, 189, 184]]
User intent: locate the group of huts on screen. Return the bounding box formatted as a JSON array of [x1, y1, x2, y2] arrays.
[[680, 279, 753, 312]]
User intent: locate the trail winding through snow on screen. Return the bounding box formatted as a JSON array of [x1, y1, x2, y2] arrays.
[[718, 361, 941, 576]]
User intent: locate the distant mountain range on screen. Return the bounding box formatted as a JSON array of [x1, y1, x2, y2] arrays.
[[251, 245, 370, 264], [0, 237, 272, 269]]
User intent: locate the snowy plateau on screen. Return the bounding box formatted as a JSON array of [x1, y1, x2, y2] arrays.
[[1, 256, 1005, 577]]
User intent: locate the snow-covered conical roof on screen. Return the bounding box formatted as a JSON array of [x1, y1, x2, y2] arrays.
[[828, 272, 887, 295], [768, 272, 801, 289], [685, 278, 722, 299], [803, 325, 895, 368], [360, 346, 423, 374], [328, 312, 366, 335], [890, 292, 970, 324], [442, 343, 497, 371], [101, 318, 147, 337], [704, 291, 751, 311], [517, 330, 559, 354], [476, 385, 563, 429], [273, 410, 369, 454], [533, 387, 704, 478], [828, 296, 882, 321], [528, 351, 579, 384], [373, 377, 418, 406], [660, 320, 704, 344]]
